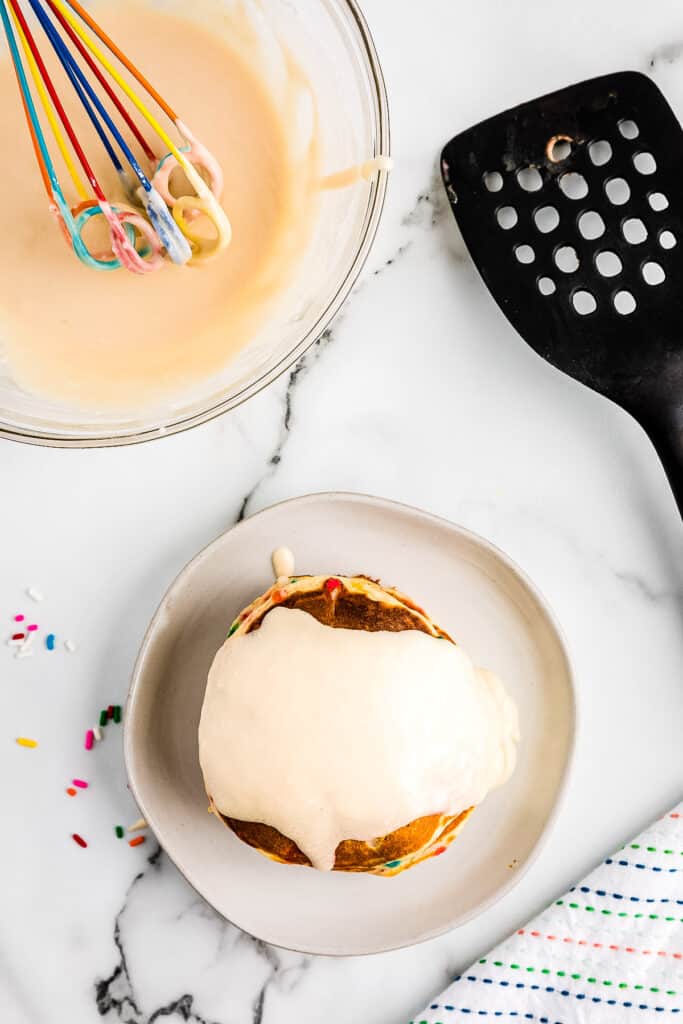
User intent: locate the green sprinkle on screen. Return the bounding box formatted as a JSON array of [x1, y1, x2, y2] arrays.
[[510, 964, 520, 970], [493, 961, 503, 967], [526, 967, 534, 973], [571, 974, 581, 980], [603, 981, 612, 987], [587, 978, 596, 984], [619, 983, 628, 989], [115, 825, 124, 839], [635, 985, 644, 991], [227, 621, 239, 637], [113, 705, 122, 724], [557, 971, 565, 977], [650, 988, 659, 994], [541, 969, 551, 976], [290, 577, 299, 583], [99, 709, 108, 727], [586, 905, 595, 912]]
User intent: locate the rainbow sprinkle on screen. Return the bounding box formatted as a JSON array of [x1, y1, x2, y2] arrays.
[[113, 705, 122, 723], [129, 835, 145, 848], [72, 833, 87, 848], [84, 729, 94, 751], [115, 825, 124, 839], [99, 709, 108, 727], [16, 737, 37, 748], [72, 778, 88, 789], [14, 614, 24, 622], [46, 634, 55, 650], [66, 787, 77, 797]]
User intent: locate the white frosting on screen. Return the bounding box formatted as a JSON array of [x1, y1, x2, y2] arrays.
[[198, 606, 519, 871], [271, 546, 295, 580]]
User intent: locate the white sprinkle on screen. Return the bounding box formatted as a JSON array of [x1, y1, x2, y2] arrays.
[[64, 639, 77, 653], [93, 725, 103, 742], [8, 637, 25, 646], [13, 633, 34, 658], [26, 587, 44, 602], [127, 817, 148, 833]]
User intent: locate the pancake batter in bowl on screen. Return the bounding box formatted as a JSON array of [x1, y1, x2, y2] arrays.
[[0, 0, 324, 407]]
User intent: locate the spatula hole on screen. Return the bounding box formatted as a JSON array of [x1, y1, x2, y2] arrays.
[[618, 119, 639, 140], [537, 276, 556, 296], [547, 136, 572, 163], [514, 244, 535, 264], [633, 151, 657, 175], [578, 211, 605, 240], [648, 192, 669, 212], [642, 261, 665, 286], [517, 167, 543, 192], [496, 206, 518, 230], [613, 290, 637, 315], [659, 229, 677, 250], [605, 177, 630, 205], [483, 171, 504, 192], [588, 140, 612, 166], [559, 172, 588, 200], [622, 217, 648, 244], [554, 245, 580, 273], [572, 289, 597, 315], [595, 250, 622, 277], [534, 206, 560, 233]]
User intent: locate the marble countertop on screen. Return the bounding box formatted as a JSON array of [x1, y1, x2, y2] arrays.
[[3, 0, 683, 1020]]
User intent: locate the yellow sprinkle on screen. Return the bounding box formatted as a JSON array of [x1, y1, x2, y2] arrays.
[[16, 737, 38, 748], [127, 817, 148, 833]]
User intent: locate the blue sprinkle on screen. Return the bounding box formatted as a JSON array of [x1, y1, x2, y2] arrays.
[[46, 633, 55, 651]]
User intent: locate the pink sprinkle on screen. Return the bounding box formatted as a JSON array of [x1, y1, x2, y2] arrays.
[[84, 730, 94, 751], [72, 778, 88, 789], [14, 614, 24, 622], [27, 624, 38, 632]]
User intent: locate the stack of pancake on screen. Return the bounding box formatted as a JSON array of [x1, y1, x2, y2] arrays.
[[206, 572, 475, 876]]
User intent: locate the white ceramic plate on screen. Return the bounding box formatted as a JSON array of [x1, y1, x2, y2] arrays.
[[125, 492, 575, 955]]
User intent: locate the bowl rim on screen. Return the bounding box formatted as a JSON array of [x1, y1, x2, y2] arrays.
[[124, 491, 578, 956], [0, 0, 390, 449]]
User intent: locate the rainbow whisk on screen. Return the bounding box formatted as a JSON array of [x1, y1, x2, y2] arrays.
[[0, 0, 231, 273]]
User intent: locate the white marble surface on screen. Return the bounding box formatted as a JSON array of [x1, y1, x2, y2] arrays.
[[3, 0, 683, 1020]]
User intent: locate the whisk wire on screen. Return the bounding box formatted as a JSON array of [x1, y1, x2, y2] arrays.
[[1, 0, 231, 271], [10, 4, 87, 198]]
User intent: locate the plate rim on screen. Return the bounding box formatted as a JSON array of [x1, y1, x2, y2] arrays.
[[124, 490, 577, 956]]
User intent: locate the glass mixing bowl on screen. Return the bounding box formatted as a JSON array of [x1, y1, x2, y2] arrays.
[[0, 0, 389, 447]]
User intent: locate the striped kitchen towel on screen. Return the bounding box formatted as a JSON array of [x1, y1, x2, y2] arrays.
[[413, 802, 683, 1023]]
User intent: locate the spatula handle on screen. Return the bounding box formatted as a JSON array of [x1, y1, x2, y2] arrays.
[[638, 401, 683, 519]]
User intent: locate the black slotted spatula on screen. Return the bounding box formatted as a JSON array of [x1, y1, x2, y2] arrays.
[[441, 71, 683, 516]]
